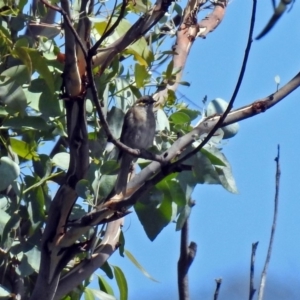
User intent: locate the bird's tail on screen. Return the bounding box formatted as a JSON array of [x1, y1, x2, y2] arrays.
[[114, 155, 133, 196]]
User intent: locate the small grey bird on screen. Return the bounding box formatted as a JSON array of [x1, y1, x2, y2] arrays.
[[114, 96, 156, 195]]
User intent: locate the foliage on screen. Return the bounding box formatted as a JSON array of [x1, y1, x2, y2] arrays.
[[0, 0, 294, 299]]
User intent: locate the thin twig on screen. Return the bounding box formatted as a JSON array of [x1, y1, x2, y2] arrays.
[[213, 278, 222, 300], [177, 206, 197, 300], [174, 0, 257, 165], [249, 242, 259, 300], [89, 0, 127, 56], [257, 145, 281, 300]]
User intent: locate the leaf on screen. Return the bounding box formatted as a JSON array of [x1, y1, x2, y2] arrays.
[[12, 47, 32, 78], [156, 109, 170, 131], [9, 138, 38, 160], [0, 156, 20, 191], [98, 275, 115, 296], [112, 266, 128, 300], [124, 48, 148, 66], [215, 165, 238, 194], [24, 176, 46, 225], [165, 60, 174, 78], [125, 250, 158, 282], [0, 80, 27, 113], [156, 177, 186, 207], [169, 111, 190, 124], [100, 261, 114, 279], [84, 288, 95, 300], [98, 175, 117, 199], [135, 188, 176, 240], [24, 246, 41, 272], [88, 288, 116, 300], [200, 148, 226, 166], [3, 116, 51, 131], [134, 63, 149, 88], [76, 179, 93, 200], [1, 64, 31, 85], [100, 160, 119, 175], [52, 152, 70, 170], [176, 203, 192, 231], [26, 48, 55, 93], [192, 152, 220, 185]]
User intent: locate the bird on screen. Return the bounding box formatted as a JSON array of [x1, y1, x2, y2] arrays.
[[114, 95, 156, 196]]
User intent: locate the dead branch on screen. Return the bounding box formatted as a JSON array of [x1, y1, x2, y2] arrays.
[[213, 278, 222, 300], [249, 242, 259, 300], [257, 145, 281, 300], [178, 208, 197, 300]]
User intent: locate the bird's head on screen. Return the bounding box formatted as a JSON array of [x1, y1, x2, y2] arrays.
[[134, 96, 156, 108]]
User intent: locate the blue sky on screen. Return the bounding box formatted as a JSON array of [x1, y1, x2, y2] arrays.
[[99, 1, 300, 299]]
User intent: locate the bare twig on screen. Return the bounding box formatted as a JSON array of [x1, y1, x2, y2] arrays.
[[249, 242, 259, 300], [213, 278, 222, 300], [177, 207, 197, 300], [89, 0, 127, 56], [257, 145, 281, 300], [175, 0, 257, 165]]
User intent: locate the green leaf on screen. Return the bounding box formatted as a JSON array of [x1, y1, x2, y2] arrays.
[[26, 48, 55, 93], [2, 116, 51, 131], [135, 188, 176, 240], [178, 81, 190, 86], [100, 261, 114, 279], [76, 179, 93, 200], [87, 288, 116, 300], [24, 246, 41, 273], [134, 63, 149, 88], [0, 156, 20, 191], [33, 154, 52, 179], [9, 138, 38, 160], [24, 176, 46, 225], [179, 108, 200, 121], [192, 152, 220, 185], [165, 60, 174, 78], [169, 111, 190, 124], [112, 266, 128, 300], [0, 209, 19, 249], [125, 250, 158, 282], [0, 80, 27, 113], [98, 275, 115, 296], [1, 64, 30, 85], [84, 288, 95, 300], [12, 47, 32, 78], [201, 148, 226, 166], [100, 160, 119, 175], [98, 175, 117, 199], [176, 203, 192, 231], [156, 177, 185, 207], [215, 165, 238, 194]]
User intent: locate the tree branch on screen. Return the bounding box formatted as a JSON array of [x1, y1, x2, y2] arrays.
[[257, 145, 281, 300], [249, 242, 259, 300], [108, 70, 300, 210], [54, 219, 124, 299], [177, 208, 197, 300], [213, 278, 222, 300]]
